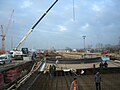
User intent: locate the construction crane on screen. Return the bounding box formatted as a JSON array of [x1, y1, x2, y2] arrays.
[[15, 0, 58, 50], [10, 0, 58, 59], [0, 25, 5, 54], [0, 9, 14, 54]]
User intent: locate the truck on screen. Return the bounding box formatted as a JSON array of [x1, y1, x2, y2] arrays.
[[10, 0, 58, 60], [10, 48, 29, 60]]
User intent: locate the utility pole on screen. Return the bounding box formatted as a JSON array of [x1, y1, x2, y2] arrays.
[[82, 36, 86, 52], [119, 37, 120, 48], [119, 36, 120, 54]]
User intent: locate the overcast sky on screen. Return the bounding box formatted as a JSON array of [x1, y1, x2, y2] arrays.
[[0, 0, 120, 50]]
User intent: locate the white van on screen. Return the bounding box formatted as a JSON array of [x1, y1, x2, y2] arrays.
[[0, 54, 12, 64]]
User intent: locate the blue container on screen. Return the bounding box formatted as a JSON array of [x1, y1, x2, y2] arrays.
[[102, 57, 110, 61]]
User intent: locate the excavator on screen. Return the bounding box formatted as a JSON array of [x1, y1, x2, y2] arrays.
[[10, 0, 58, 60]]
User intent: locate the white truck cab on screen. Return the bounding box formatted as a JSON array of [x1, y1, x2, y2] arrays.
[[10, 50, 22, 57], [9, 50, 23, 60]]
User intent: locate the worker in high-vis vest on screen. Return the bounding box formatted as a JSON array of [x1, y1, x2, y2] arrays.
[[70, 78, 79, 90]]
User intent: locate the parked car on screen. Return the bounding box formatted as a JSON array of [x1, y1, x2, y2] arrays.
[[0, 54, 12, 64]]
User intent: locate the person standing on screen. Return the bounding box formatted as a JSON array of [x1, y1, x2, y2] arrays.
[[70, 78, 79, 90], [49, 65, 52, 78], [95, 72, 101, 90], [93, 64, 96, 74], [99, 62, 103, 68], [56, 59, 59, 65], [55, 59, 59, 67], [103, 61, 108, 68], [52, 64, 56, 77]]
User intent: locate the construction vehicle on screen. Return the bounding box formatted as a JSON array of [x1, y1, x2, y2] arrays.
[[0, 54, 12, 64], [10, 0, 58, 60]]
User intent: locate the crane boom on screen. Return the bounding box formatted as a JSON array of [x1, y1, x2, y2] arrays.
[[5, 9, 14, 35], [15, 0, 58, 50]]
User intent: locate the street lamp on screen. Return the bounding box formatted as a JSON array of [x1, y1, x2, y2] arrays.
[[82, 36, 86, 52]]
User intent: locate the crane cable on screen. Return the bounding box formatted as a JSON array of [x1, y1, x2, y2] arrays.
[[73, 0, 75, 21]]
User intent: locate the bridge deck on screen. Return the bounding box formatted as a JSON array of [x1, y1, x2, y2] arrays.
[[29, 73, 120, 90]]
